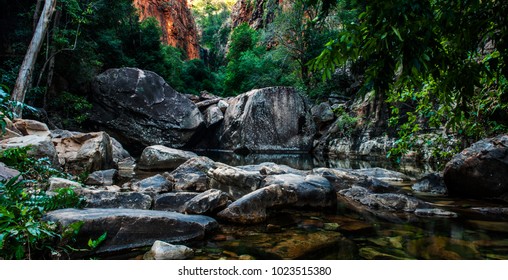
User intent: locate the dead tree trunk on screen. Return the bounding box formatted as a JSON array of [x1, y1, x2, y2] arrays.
[[11, 0, 56, 118]]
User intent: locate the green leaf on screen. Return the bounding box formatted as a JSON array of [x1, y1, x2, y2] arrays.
[[88, 232, 107, 250], [391, 26, 403, 41]]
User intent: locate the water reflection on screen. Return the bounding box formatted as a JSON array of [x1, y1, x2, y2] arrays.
[[195, 150, 435, 176]]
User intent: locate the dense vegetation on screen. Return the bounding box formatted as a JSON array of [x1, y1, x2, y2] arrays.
[[1, 0, 507, 157], [0, 146, 106, 259], [313, 0, 508, 161]]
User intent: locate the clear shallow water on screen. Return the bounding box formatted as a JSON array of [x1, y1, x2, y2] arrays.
[[124, 152, 508, 260]]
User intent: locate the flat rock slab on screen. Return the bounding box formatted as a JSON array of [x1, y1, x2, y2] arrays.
[[44, 208, 218, 253]]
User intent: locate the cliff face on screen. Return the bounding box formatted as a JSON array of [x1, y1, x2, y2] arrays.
[[230, 0, 282, 29], [133, 0, 200, 59]]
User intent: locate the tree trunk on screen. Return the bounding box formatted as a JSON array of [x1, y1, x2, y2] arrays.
[[11, 0, 56, 118]]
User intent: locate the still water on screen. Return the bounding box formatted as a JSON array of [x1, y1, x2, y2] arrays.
[[186, 152, 508, 260], [121, 152, 508, 260]]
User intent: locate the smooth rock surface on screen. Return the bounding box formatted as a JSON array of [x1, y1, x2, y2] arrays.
[[85, 169, 118, 186], [137, 145, 198, 171], [44, 208, 218, 253], [13, 119, 51, 137], [0, 163, 21, 181], [339, 186, 430, 212], [183, 189, 231, 215], [131, 174, 173, 193], [143, 240, 194, 260], [91, 68, 204, 151], [167, 156, 221, 192], [217, 87, 316, 152], [83, 191, 153, 209], [208, 165, 264, 199], [0, 135, 58, 165], [444, 134, 508, 198], [217, 174, 335, 224], [312, 168, 396, 193], [153, 192, 199, 212]]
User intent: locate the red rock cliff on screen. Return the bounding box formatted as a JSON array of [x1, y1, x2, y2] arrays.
[[133, 0, 200, 59], [230, 0, 282, 29]]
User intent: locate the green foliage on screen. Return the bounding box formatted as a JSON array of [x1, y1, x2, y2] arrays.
[[0, 176, 83, 259], [332, 106, 359, 137], [191, 0, 233, 70], [227, 23, 259, 61], [312, 0, 508, 162], [0, 147, 108, 259], [0, 146, 66, 187], [49, 91, 92, 128]]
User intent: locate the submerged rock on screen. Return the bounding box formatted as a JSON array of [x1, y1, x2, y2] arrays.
[[137, 145, 198, 171], [444, 134, 508, 199], [44, 208, 218, 253], [143, 240, 194, 260], [217, 87, 316, 152], [414, 208, 458, 218]]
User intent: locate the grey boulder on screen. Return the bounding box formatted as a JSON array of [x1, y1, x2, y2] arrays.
[[44, 208, 218, 253]]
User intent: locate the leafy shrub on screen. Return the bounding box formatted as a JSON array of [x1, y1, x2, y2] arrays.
[[48, 91, 92, 129], [332, 106, 359, 137], [0, 176, 84, 259], [0, 146, 66, 188]]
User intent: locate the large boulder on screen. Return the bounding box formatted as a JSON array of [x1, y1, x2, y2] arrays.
[[444, 135, 508, 198], [52, 131, 115, 174], [217, 174, 335, 224], [91, 68, 204, 152], [44, 208, 218, 253], [136, 145, 198, 171], [217, 87, 316, 153]]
